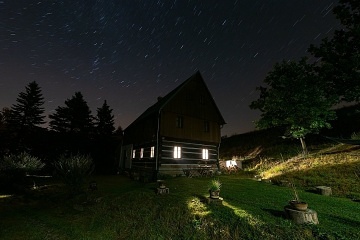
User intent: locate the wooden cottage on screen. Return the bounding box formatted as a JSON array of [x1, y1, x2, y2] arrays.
[[119, 71, 226, 179]]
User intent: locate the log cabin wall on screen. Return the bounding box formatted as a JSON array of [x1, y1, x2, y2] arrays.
[[130, 143, 157, 178], [158, 138, 218, 175]]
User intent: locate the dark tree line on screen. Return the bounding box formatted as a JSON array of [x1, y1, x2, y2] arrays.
[[0, 82, 122, 174], [250, 0, 360, 155]]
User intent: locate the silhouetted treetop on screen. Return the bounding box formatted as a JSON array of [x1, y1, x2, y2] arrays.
[[49, 92, 94, 134], [8, 81, 45, 130], [96, 100, 115, 136]]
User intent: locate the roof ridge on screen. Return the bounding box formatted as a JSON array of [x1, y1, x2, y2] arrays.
[[125, 71, 225, 131]]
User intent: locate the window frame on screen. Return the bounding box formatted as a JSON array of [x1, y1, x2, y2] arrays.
[[140, 148, 144, 158], [202, 148, 209, 160], [174, 146, 181, 159], [150, 146, 155, 158], [176, 116, 184, 128], [204, 121, 210, 133]]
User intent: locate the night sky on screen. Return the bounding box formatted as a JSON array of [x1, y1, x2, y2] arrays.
[[0, 1, 340, 136]]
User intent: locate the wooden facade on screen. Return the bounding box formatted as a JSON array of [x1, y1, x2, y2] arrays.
[[119, 71, 226, 178]]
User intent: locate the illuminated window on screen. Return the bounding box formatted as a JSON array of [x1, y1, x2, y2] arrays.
[[150, 146, 155, 158], [204, 121, 209, 132], [132, 150, 136, 159], [176, 116, 183, 128], [202, 149, 209, 160], [140, 148, 144, 158], [174, 146, 181, 159]]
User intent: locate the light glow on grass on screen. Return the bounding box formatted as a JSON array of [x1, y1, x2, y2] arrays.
[[222, 200, 264, 227], [0, 194, 13, 199], [222, 200, 277, 239], [262, 150, 360, 179], [187, 197, 211, 217]]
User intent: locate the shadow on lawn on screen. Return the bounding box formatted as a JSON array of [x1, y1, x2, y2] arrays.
[[326, 214, 360, 228], [261, 208, 286, 218]]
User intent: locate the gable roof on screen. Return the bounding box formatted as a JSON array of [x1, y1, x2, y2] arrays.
[[125, 71, 226, 131]]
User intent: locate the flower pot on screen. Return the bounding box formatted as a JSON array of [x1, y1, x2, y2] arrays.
[[209, 190, 220, 199], [289, 200, 308, 211]]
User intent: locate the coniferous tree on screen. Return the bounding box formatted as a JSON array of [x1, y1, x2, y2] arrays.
[[96, 100, 115, 136], [49, 92, 94, 134], [8, 81, 45, 130]]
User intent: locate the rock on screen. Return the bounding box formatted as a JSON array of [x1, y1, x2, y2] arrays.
[[316, 186, 332, 196]]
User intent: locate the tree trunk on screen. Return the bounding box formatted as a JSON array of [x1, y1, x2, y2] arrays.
[[299, 137, 308, 157]]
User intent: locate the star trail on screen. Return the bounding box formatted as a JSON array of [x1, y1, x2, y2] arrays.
[[0, 0, 340, 135]]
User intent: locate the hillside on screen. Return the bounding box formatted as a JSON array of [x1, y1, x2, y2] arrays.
[[219, 104, 360, 199], [220, 103, 360, 160]]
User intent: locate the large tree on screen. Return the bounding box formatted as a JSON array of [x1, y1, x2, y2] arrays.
[[250, 58, 337, 155], [95, 100, 115, 136], [8, 81, 45, 130], [49, 92, 94, 134], [308, 0, 360, 102]]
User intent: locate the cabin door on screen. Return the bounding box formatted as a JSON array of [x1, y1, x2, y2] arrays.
[[121, 144, 133, 169]]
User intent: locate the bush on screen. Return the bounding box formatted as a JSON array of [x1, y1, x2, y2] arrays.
[[0, 152, 44, 174], [351, 132, 360, 140], [0, 152, 45, 192], [54, 154, 94, 195]]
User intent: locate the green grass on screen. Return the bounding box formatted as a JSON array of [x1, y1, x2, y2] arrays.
[[1, 174, 359, 240]]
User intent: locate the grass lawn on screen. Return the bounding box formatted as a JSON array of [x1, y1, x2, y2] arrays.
[[1, 174, 359, 240]]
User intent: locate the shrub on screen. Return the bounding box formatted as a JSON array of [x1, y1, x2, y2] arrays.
[[54, 154, 94, 195], [0, 152, 44, 174], [0, 152, 44, 191], [351, 132, 360, 140]]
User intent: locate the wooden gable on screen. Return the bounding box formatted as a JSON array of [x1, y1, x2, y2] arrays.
[[162, 72, 224, 122], [160, 71, 225, 143]]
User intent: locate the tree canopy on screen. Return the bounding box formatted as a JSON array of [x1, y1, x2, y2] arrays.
[[250, 0, 359, 155], [250, 58, 337, 155], [8, 81, 45, 130], [96, 100, 115, 136], [49, 92, 94, 134], [308, 0, 360, 102]]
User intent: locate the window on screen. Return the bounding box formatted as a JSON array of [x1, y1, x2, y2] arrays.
[[174, 146, 181, 159], [204, 121, 210, 132], [202, 149, 209, 160], [176, 116, 184, 128], [132, 150, 136, 159], [150, 146, 155, 158], [199, 95, 204, 104], [140, 148, 144, 158]]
